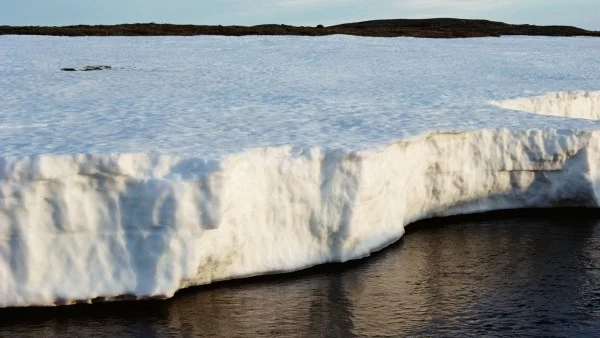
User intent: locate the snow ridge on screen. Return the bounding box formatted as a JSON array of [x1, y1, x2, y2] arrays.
[[2, 128, 600, 307], [493, 91, 600, 120]]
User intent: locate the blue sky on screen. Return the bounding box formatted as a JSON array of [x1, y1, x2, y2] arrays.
[[1, 0, 599, 30]]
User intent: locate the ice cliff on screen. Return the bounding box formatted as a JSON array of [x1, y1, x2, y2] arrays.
[[2, 127, 600, 307]]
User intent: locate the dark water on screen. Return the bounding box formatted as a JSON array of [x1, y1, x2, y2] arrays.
[[2, 210, 600, 337]]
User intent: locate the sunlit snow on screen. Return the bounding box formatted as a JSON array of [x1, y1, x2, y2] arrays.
[[2, 35, 600, 157], [1, 35, 600, 307]]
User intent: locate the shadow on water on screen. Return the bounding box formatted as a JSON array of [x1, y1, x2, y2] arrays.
[[2, 208, 600, 336]]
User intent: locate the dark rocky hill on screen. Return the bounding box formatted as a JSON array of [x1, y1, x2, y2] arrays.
[[1, 18, 598, 38], [331, 18, 597, 36]]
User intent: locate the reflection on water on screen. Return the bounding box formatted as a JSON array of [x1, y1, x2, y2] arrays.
[[2, 210, 600, 336]]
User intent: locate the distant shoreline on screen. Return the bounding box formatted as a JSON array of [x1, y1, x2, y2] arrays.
[[1, 18, 599, 38]]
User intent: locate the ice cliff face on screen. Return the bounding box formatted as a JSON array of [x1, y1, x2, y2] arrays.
[[2, 128, 600, 307]]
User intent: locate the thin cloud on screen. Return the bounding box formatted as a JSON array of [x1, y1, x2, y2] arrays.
[[269, 0, 520, 11], [270, 0, 350, 8], [393, 0, 521, 12]]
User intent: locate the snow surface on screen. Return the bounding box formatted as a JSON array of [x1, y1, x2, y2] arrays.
[[1, 35, 600, 307]]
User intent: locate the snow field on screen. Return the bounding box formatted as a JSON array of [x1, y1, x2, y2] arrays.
[[1, 35, 600, 306]]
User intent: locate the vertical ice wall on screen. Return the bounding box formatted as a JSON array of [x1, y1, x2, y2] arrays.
[[2, 129, 600, 307]]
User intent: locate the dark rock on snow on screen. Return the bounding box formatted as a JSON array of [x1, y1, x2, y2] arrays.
[[61, 65, 111, 71]]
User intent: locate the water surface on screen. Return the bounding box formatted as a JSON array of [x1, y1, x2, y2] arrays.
[[1, 211, 600, 337]]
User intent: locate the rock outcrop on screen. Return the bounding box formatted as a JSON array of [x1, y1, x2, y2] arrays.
[[61, 65, 111, 71]]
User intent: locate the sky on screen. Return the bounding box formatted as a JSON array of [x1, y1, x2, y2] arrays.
[[1, 0, 599, 30]]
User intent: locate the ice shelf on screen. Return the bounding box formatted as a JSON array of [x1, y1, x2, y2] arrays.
[[2, 128, 600, 306], [2, 35, 600, 307]]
